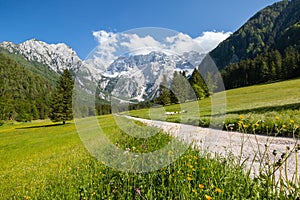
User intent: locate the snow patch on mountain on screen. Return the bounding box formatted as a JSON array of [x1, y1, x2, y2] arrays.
[[98, 51, 206, 101], [0, 39, 82, 73], [0, 38, 207, 102]]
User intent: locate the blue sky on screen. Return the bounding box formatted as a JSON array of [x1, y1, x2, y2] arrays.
[[0, 0, 279, 59]]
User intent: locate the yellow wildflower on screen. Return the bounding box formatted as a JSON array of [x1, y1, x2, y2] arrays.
[[199, 184, 205, 189], [192, 189, 196, 193], [216, 188, 222, 193], [240, 115, 245, 119], [282, 124, 287, 128], [243, 124, 249, 128], [275, 116, 280, 120], [205, 194, 212, 200], [290, 119, 294, 124], [187, 177, 193, 181]]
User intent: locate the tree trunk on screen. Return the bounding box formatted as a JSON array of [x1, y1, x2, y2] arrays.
[[63, 121, 65, 125]]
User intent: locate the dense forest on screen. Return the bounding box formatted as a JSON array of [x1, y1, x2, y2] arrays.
[[0, 52, 53, 122], [201, 0, 300, 89], [222, 47, 300, 89], [0, 48, 59, 86], [208, 0, 300, 69]]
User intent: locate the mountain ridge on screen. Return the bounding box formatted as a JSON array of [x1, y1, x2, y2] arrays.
[[98, 51, 205, 101], [0, 38, 206, 102], [207, 0, 300, 70], [0, 39, 82, 74]]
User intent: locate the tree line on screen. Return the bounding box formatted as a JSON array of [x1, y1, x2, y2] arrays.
[[221, 46, 300, 89], [156, 69, 209, 106], [0, 52, 75, 125], [0, 52, 52, 122], [93, 68, 210, 114]]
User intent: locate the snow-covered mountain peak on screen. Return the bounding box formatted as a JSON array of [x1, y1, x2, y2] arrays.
[[0, 39, 82, 73], [98, 50, 206, 101], [0, 38, 207, 102]]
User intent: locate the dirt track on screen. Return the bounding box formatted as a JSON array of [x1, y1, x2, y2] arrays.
[[126, 116, 299, 181]]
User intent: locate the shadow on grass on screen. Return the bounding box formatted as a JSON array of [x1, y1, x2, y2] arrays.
[[203, 102, 300, 117], [16, 123, 66, 129]]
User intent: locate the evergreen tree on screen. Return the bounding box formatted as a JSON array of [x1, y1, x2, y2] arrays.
[[156, 75, 172, 105], [48, 69, 74, 124], [189, 69, 209, 99], [171, 71, 192, 103]]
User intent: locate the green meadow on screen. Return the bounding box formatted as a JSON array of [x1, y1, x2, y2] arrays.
[[1, 79, 300, 199], [0, 116, 299, 199], [130, 78, 300, 137]]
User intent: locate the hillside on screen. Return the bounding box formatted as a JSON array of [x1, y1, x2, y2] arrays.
[[130, 77, 300, 137], [0, 48, 58, 86], [207, 0, 300, 69], [0, 52, 53, 122]]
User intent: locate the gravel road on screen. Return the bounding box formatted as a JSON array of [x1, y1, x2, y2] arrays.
[[127, 116, 299, 181]]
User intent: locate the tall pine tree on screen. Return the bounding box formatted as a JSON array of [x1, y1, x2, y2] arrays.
[[156, 75, 172, 105], [189, 69, 209, 99], [49, 69, 74, 124], [171, 71, 192, 103]]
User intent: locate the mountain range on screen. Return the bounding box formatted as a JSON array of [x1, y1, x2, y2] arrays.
[[0, 0, 299, 105], [0, 39, 205, 101]]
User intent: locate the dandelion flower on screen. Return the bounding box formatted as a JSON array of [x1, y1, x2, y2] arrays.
[[243, 124, 249, 128], [240, 115, 245, 119], [199, 184, 205, 189], [275, 116, 280, 120], [282, 124, 287, 128], [216, 188, 222, 193], [187, 177, 193, 181], [290, 119, 294, 124], [205, 194, 212, 200]]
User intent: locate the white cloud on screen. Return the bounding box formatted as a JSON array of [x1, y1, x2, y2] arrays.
[[194, 31, 232, 53], [92, 31, 118, 66], [165, 32, 204, 54], [89, 30, 232, 68], [120, 34, 163, 55]]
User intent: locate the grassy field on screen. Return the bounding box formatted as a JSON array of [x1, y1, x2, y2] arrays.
[[1, 79, 300, 199], [130, 78, 300, 137], [1, 115, 298, 199]]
